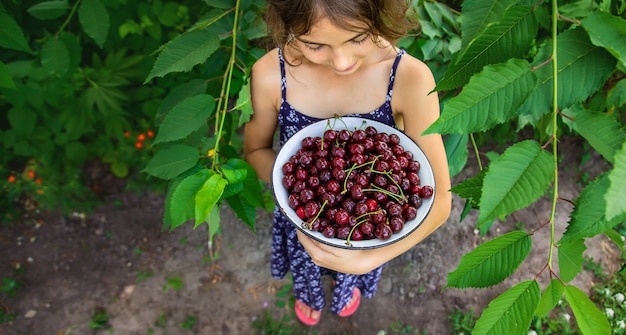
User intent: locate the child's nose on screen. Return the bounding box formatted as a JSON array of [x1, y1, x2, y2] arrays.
[[331, 49, 353, 72]]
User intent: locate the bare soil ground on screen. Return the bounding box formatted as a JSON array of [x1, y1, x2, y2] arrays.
[[0, 138, 621, 335]]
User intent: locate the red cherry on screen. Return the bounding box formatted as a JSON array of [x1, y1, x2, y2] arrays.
[[296, 207, 306, 220]]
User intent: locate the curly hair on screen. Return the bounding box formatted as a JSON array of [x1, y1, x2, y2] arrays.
[[265, 0, 417, 49]]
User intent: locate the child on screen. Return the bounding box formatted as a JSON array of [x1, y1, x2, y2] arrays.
[[243, 0, 452, 326]]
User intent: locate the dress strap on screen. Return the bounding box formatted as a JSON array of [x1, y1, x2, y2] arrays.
[[278, 48, 287, 101], [386, 49, 406, 101]]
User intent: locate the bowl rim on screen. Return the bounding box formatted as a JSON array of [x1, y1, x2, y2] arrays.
[[271, 116, 435, 250]]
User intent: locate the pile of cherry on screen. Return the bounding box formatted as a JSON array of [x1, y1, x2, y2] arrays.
[[281, 125, 433, 246]]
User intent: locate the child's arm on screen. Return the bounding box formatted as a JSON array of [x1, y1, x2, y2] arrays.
[[296, 55, 452, 275], [244, 49, 282, 183]]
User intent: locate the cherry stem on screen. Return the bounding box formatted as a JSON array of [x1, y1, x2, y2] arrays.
[[345, 218, 369, 247], [302, 200, 328, 230]]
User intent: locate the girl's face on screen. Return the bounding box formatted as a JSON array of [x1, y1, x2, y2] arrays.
[[292, 18, 383, 75]]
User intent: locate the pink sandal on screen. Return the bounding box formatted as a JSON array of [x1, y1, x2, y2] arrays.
[[294, 299, 321, 326], [337, 287, 361, 317]]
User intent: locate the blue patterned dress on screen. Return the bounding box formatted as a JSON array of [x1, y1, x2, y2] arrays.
[[272, 48, 406, 314]]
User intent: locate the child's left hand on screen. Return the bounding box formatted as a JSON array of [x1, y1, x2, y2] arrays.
[[296, 230, 378, 274]]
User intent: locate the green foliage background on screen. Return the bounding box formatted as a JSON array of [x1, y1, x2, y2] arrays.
[[2, 0, 626, 334]]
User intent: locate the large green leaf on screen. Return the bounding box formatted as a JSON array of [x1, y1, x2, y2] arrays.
[[447, 231, 531, 288], [564, 285, 611, 335], [519, 27, 616, 118], [558, 238, 586, 283], [145, 29, 220, 83], [0, 61, 16, 89], [536, 279, 564, 318], [225, 158, 265, 208], [154, 94, 216, 144], [608, 78, 626, 108], [477, 141, 554, 227], [435, 5, 537, 91], [0, 10, 33, 53], [143, 145, 199, 180], [78, 0, 109, 48], [581, 11, 626, 68], [168, 170, 210, 231], [40, 39, 70, 78], [194, 173, 228, 228], [444, 133, 468, 177], [473, 280, 540, 335], [561, 172, 626, 243], [571, 106, 626, 163], [460, 0, 520, 47], [605, 141, 626, 221], [426, 59, 535, 135], [226, 195, 257, 229], [156, 80, 208, 125], [27, 0, 69, 20]]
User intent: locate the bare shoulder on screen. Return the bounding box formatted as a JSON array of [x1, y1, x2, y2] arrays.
[[252, 48, 281, 88], [395, 53, 436, 93], [250, 48, 282, 115]]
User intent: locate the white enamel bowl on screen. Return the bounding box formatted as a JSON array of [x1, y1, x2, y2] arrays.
[[271, 117, 435, 249]]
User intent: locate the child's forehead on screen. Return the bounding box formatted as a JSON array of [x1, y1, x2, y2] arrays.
[[300, 17, 369, 39]]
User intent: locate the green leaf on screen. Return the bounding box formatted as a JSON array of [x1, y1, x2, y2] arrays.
[[207, 205, 221, 243], [447, 231, 531, 288], [0, 10, 34, 53], [27, 0, 69, 20], [220, 164, 247, 198], [234, 80, 253, 128], [435, 5, 537, 91], [225, 158, 265, 208], [78, 0, 109, 48], [226, 194, 257, 229], [536, 279, 564, 318], [8, 108, 37, 137], [473, 280, 540, 335], [605, 140, 626, 221], [194, 173, 227, 228], [519, 27, 616, 118], [156, 80, 208, 125], [0, 61, 16, 89], [154, 94, 216, 144], [143, 145, 199, 180], [564, 285, 611, 335], [202, 0, 233, 9], [169, 170, 210, 231], [427, 59, 536, 135], [604, 229, 625, 253], [460, 0, 520, 47], [607, 78, 626, 108], [570, 106, 626, 163], [110, 160, 129, 178], [450, 168, 486, 207], [477, 141, 554, 227], [561, 172, 626, 243], [581, 11, 626, 68], [65, 142, 87, 164], [145, 30, 220, 83], [558, 238, 586, 283], [41, 39, 70, 77], [444, 133, 468, 177]]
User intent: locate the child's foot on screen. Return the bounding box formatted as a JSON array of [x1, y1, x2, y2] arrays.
[[294, 300, 321, 326], [337, 287, 361, 318]]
